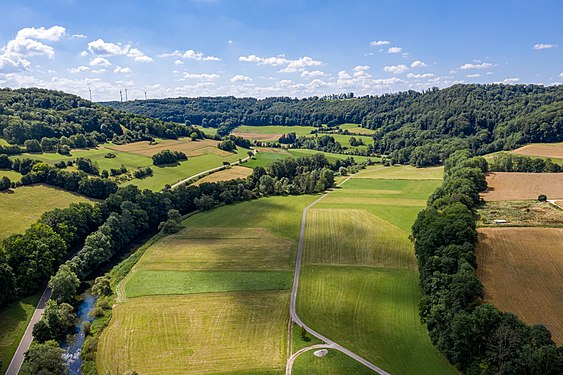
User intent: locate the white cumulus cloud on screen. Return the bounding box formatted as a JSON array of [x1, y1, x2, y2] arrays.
[[384, 64, 408, 74], [239, 54, 323, 73], [231, 75, 252, 82], [159, 50, 220, 61], [89, 57, 111, 67], [68, 66, 89, 73], [16, 26, 66, 41], [459, 62, 496, 70], [87, 39, 153, 62], [502, 77, 520, 84], [387, 47, 402, 54], [114, 66, 132, 73], [183, 72, 220, 80], [301, 70, 327, 78], [410, 60, 427, 68], [533, 43, 557, 50], [406, 73, 434, 79], [466, 73, 481, 78], [370, 40, 390, 46]]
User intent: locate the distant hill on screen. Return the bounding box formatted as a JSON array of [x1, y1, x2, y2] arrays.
[[103, 84, 563, 166], [0, 88, 203, 146]]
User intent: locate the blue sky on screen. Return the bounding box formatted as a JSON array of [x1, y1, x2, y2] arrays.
[[0, 0, 561, 101]]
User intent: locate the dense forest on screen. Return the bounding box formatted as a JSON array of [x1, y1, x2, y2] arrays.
[[0, 88, 204, 148], [105, 84, 563, 166], [412, 150, 563, 374]]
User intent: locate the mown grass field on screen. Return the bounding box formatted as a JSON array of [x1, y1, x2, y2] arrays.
[[0, 184, 95, 240], [293, 349, 373, 375], [339, 123, 376, 135], [232, 125, 317, 142], [476, 227, 563, 345], [296, 165, 456, 374], [12, 138, 250, 191], [0, 169, 22, 181], [98, 195, 318, 374], [0, 293, 42, 374], [287, 149, 375, 164], [98, 291, 289, 375], [193, 165, 252, 185]]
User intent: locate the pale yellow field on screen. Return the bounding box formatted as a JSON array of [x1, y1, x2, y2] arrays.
[[356, 165, 444, 180], [97, 291, 289, 375], [477, 227, 563, 344], [136, 227, 294, 271], [107, 138, 230, 158], [510, 142, 563, 159], [193, 166, 252, 185]]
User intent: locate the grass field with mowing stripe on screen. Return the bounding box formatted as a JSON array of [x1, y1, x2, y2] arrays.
[[295, 165, 456, 374], [0, 184, 95, 240], [97, 291, 289, 375], [125, 270, 292, 297], [356, 165, 444, 180]]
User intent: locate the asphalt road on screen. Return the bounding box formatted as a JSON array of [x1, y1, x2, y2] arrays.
[[287, 174, 392, 375], [5, 287, 52, 375]]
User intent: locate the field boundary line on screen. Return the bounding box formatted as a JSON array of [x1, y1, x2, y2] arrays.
[[170, 148, 256, 189], [287, 173, 391, 375]]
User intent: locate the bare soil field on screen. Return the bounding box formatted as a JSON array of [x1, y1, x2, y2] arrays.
[[193, 166, 252, 185], [107, 138, 230, 157], [480, 172, 563, 201], [511, 143, 563, 159], [476, 227, 563, 344]]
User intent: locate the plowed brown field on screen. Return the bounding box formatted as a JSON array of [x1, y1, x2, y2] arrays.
[[106, 138, 229, 157], [476, 227, 563, 344], [480, 172, 563, 200], [511, 143, 563, 159]]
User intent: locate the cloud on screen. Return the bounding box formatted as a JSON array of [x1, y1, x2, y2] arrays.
[[239, 54, 323, 73], [370, 40, 390, 46], [560, 73, 563, 78], [502, 77, 520, 84], [183, 72, 220, 80], [384, 64, 408, 74], [114, 66, 132, 73], [16, 26, 66, 41], [89, 57, 111, 66], [174, 59, 184, 65], [71, 34, 87, 39], [80, 51, 88, 57], [159, 49, 220, 61], [406, 73, 434, 78], [301, 70, 327, 78], [387, 47, 402, 54], [231, 74, 252, 82], [228, 40, 233, 45], [0, 25, 66, 72], [466, 73, 481, 78], [410, 60, 427, 68], [353, 65, 370, 72], [459, 62, 496, 70], [87, 39, 153, 62], [68, 66, 89, 73], [533, 43, 557, 50]]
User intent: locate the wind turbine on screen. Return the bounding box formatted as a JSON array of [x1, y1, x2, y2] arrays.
[[144, 91, 147, 100], [88, 86, 92, 101], [119, 90, 123, 103], [125, 88, 128, 102]]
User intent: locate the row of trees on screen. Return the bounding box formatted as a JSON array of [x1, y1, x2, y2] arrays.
[[412, 150, 562, 374], [489, 153, 562, 172], [106, 84, 563, 168]]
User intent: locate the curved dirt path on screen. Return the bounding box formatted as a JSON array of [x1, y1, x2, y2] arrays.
[[287, 174, 391, 375]]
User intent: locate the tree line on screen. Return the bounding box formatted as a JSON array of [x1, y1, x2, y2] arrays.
[[489, 153, 562, 172], [412, 150, 562, 374], [105, 84, 563, 166], [0, 88, 205, 150]]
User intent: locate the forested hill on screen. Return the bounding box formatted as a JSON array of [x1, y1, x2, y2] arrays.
[[104, 84, 563, 166], [0, 88, 203, 146]]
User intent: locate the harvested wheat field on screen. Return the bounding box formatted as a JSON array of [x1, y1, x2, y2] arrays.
[[107, 138, 230, 157], [480, 172, 563, 201], [476, 227, 563, 344], [511, 142, 563, 159], [193, 166, 252, 185]]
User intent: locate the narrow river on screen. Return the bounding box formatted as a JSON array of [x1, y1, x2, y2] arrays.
[[62, 292, 97, 374]]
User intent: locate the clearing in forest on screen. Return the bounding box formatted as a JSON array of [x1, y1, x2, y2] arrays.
[[476, 227, 563, 345], [510, 142, 563, 161], [480, 172, 563, 201]]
